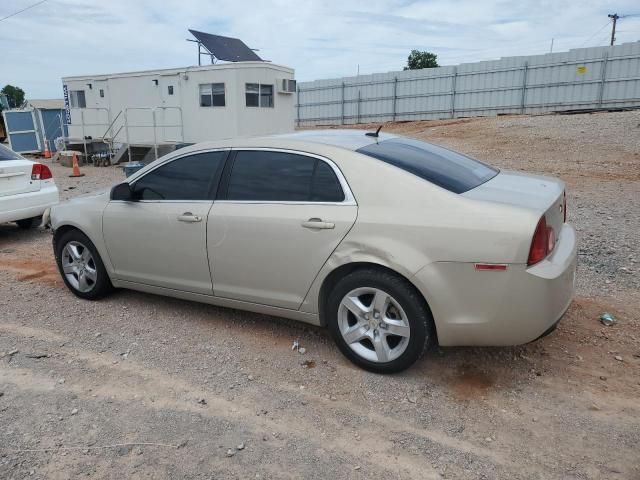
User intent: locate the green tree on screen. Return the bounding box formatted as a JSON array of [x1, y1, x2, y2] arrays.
[[404, 50, 439, 70], [1, 85, 26, 108]]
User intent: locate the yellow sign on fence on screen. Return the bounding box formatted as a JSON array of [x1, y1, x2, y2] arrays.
[[576, 66, 587, 74]]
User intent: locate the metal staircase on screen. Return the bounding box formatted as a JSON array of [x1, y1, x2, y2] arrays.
[[64, 106, 185, 164]]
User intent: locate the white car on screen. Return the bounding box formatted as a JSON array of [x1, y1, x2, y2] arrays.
[[0, 144, 59, 228], [49, 130, 576, 373]]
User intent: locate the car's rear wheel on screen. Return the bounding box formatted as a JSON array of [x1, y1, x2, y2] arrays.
[[16, 216, 41, 229], [326, 269, 433, 373], [54, 229, 113, 300]]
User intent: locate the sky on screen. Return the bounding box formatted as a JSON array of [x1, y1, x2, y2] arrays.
[[1, 0, 639, 99]]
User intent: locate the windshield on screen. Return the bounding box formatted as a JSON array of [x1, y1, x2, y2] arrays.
[[0, 143, 21, 161], [357, 138, 498, 194]]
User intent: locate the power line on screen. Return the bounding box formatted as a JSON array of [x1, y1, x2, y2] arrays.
[[0, 0, 49, 23], [580, 20, 612, 47]]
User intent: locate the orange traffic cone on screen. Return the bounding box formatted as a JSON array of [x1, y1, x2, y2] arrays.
[[43, 140, 51, 159], [69, 153, 85, 178]]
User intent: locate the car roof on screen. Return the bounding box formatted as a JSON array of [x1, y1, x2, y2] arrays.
[[271, 129, 399, 151], [175, 129, 401, 156]]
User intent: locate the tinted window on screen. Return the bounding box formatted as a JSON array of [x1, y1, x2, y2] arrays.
[[133, 151, 226, 200], [0, 144, 21, 161], [226, 151, 345, 202], [357, 138, 498, 194], [311, 161, 344, 202]]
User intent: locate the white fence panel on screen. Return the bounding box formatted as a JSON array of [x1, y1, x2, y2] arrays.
[[297, 42, 640, 126]]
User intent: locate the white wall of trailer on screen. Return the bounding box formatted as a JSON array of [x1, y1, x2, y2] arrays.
[[62, 62, 295, 145], [296, 42, 640, 126]]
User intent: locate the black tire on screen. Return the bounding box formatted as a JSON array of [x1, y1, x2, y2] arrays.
[[54, 229, 114, 300], [326, 269, 434, 374], [16, 216, 41, 229]]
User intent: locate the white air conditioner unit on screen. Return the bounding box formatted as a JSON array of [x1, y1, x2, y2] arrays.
[[278, 78, 297, 94]]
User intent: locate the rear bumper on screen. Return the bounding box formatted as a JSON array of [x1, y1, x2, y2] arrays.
[[413, 224, 577, 346], [0, 185, 59, 224]]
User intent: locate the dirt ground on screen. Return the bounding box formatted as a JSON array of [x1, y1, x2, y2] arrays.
[[1, 111, 639, 479]]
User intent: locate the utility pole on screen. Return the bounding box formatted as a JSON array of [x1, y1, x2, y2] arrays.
[[608, 13, 619, 46], [549, 38, 554, 53]]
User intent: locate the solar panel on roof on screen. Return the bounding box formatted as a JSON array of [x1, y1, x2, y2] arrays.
[[189, 30, 262, 62]]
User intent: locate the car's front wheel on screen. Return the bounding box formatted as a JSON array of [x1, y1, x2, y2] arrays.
[[326, 269, 433, 373], [54, 229, 113, 300]]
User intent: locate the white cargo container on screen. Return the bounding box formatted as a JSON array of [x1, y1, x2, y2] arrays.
[[61, 62, 296, 149]]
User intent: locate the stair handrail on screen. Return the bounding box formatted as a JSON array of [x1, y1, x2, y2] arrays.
[[101, 110, 122, 142]]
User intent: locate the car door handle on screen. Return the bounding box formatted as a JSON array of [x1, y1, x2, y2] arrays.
[[301, 218, 335, 230], [177, 212, 202, 223]]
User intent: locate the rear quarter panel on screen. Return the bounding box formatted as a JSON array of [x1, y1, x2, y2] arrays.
[[300, 148, 540, 316]]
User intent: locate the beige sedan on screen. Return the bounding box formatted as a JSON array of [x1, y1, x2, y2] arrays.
[[49, 130, 576, 373]]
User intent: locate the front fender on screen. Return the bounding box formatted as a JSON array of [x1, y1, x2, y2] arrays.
[[50, 192, 114, 276]]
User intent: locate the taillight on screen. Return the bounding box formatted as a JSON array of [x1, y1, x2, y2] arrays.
[[563, 190, 567, 223], [31, 163, 53, 180], [528, 216, 555, 266]]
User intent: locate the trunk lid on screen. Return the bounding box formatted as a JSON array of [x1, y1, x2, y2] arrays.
[[462, 169, 565, 234], [0, 159, 40, 197]]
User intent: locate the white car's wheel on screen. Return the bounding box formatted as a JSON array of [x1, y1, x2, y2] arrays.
[[327, 269, 433, 373]]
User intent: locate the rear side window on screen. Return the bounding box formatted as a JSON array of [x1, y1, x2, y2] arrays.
[[357, 138, 498, 194], [133, 151, 226, 200], [311, 161, 344, 202], [226, 151, 344, 202], [0, 144, 21, 161]]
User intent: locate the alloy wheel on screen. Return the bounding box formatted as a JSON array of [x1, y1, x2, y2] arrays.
[[61, 241, 98, 293], [338, 287, 411, 363]]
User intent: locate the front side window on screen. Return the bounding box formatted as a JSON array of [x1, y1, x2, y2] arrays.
[[133, 151, 226, 200], [246, 83, 274, 108], [168, 85, 174, 95], [226, 151, 344, 202], [69, 90, 86, 108], [99, 89, 105, 98], [357, 138, 498, 194], [199, 83, 225, 107]]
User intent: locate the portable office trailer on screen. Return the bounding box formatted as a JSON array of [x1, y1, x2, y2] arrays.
[[61, 62, 296, 148], [2, 99, 67, 154]]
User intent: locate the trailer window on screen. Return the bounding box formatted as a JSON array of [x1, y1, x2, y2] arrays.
[[69, 90, 86, 108], [199, 83, 225, 107], [246, 83, 274, 108], [168, 85, 174, 95], [245, 83, 259, 107]]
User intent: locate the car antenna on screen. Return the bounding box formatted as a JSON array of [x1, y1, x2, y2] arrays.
[[365, 125, 383, 137]]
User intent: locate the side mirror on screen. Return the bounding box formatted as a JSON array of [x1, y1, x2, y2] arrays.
[[110, 182, 135, 201]]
